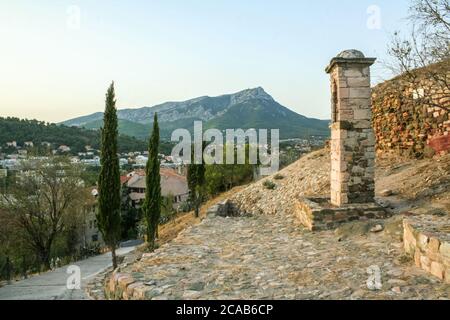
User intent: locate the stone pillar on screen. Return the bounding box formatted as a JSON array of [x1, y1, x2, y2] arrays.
[[325, 50, 376, 207]]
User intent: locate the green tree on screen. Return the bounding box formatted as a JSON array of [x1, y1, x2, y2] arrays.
[[204, 144, 254, 196], [143, 113, 161, 251], [187, 144, 206, 218], [0, 157, 88, 270], [97, 82, 122, 269]]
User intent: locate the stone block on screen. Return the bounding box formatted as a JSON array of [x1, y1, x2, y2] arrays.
[[420, 255, 431, 272], [347, 77, 370, 87], [430, 261, 445, 280], [339, 109, 354, 121], [417, 233, 430, 251], [339, 88, 350, 99], [350, 87, 371, 99], [343, 68, 364, 78], [427, 237, 441, 254], [354, 109, 372, 120], [440, 242, 450, 258], [331, 129, 348, 140], [353, 120, 371, 129], [414, 250, 421, 267]]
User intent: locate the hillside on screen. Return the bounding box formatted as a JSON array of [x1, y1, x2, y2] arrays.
[[0, 117, 149, 154], [62, 87, 330, 140], [101, 149, 449, 300]]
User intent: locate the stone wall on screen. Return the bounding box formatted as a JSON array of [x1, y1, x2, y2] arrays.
[[403, 216, 450, 283], [372, 62, 450, 158]]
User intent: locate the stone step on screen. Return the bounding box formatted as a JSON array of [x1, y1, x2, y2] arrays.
[[294, 196, 389, 231]]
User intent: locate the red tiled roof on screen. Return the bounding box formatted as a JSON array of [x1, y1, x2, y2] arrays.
[[120, 176, 131, 184]]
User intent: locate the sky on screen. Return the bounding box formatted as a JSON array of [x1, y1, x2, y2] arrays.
[[0, 0, 412, 123]]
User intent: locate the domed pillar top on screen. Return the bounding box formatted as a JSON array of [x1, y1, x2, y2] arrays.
[[325, 49, 376, 74]]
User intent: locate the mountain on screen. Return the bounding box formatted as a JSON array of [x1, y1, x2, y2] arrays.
[[61, 87, 330, 140], [0, 117, 151, 154]]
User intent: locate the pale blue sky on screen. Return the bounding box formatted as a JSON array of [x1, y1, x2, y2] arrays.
[[0, 0, 411, 122]]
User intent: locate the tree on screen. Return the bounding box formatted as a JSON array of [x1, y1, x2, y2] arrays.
[[0, 157, 87, 269], [143, 113, 161, 251], [387, 0, 450, 112], [187, 144, 206, 218], [97, 82, 122, 269], [204, 144, 254, 196]]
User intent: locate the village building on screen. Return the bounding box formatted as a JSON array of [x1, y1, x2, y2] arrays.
[[58, 145, 71, 153], [79, 188, 104, 248], [122, 168, 189, 210]]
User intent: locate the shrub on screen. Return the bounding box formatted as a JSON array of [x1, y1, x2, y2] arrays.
[[263, 180, 276, 190], [274, 174, 284, 180]]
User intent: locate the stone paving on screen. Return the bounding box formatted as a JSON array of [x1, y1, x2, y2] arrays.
[[108, 212, 448, 300], [103, 149, 450, 300]]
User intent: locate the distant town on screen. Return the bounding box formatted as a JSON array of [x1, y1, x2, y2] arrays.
[[0, 136, 327, 171]]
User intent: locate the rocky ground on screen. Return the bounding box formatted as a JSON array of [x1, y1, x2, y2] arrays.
[[100, 149, 450, 300]]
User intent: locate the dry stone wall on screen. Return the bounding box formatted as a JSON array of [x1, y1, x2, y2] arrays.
[[403, 216, 450, 283], [372, 62, 450, 158]]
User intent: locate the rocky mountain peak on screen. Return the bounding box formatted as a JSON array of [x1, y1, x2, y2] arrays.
[[230, 87, 274, 105]]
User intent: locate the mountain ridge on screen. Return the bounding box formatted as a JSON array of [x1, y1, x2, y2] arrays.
[[62, 87, 330, 140]]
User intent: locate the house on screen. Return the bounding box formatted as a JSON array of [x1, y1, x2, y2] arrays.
[[70, 157, 80, 164], [135, 155, 148, 167], [6, 141, 17, 148], [124, 168, 189, 210], [24, 141, 34, 148], [119, 158, 129, 167], [79, 188, 104, 248], [58, 145, 71, 153]]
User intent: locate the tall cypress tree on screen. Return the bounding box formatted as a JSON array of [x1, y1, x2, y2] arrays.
[[143, 113, 161, 251], [97, 82, 121, 269], [187, 144, 206, 218]]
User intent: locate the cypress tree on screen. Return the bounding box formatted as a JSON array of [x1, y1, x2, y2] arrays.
[[187, 144, 206, 218], [97, 82, 121, 269], [143, 113, 161, 250]]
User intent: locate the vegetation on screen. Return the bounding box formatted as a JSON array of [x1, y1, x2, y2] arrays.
[[160, 195, 176, 224], [187, 145, 206, 218], [263, 180, 276, 190], [143, 113, 161, 251], [204, 144, 255, 196], [120, 186, 142, 240], [97, 82, 122, 269], [0, 157, 89, 270], [0, 117, 148, 154]]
